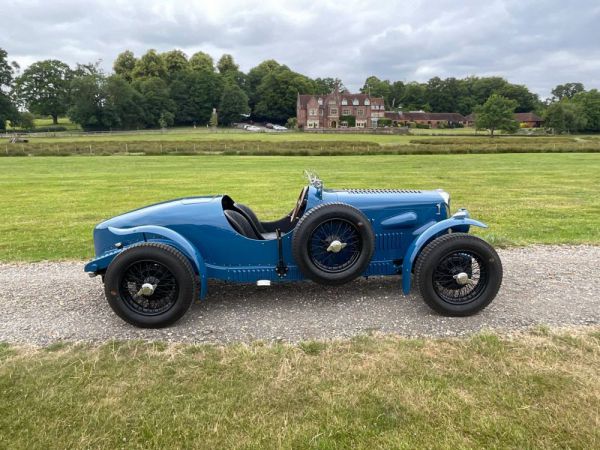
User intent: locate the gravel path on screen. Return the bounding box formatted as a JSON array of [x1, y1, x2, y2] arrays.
[[1, 245, 598, 345]]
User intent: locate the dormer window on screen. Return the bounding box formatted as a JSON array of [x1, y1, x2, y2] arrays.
[[352, 98, 359, 106], [317, 98, 323, 105], [341, 99, 348, 105], [365, 99, 370, 106]]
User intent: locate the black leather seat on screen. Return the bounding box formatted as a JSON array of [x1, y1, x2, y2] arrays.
[[234, 203, 265, 233], [224, 209, 263, 240]]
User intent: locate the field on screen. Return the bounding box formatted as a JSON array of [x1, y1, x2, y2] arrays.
[[1, 153, 599, 261], [1, 329, 598, 448]]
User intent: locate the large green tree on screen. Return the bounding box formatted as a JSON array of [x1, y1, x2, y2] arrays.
[[104, 75, 146, 129], [134, 77, 176, 127], [314, 77, 345, 95], [543, 101, 587, 134], [474, 94, 519, 136], [161, 50, 189, 79], [253, 67, 316, 123], [0, 48, 19, 130], [551, 82, 585, 101], [15, 59, 72, 124], [68, 73, 111, 130], [169, 69, 222, 125], [132, 50, 167, 80], [572, 89, 600, 132], [189, 52, 214, 72], [360, 76, 392, 107], [218, 81, 249, 125], [113, 50, 137, 82], [246, 59, 282, 111]]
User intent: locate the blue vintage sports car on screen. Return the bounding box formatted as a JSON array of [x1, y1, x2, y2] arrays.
[[85, 172, 502, 328]]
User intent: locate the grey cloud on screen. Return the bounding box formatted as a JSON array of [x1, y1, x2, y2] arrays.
[[1, 0, 599, 97]]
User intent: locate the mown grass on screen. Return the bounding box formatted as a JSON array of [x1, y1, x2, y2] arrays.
[[0, 330, 598, 449], [0, 153, 598, 261]]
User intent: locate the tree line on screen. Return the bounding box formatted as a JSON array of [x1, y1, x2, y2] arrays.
[[1, 47, 599, 133]]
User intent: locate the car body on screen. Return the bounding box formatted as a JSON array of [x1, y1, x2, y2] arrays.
[[244, 125, 262, 132], [85, 172, 502, 327]]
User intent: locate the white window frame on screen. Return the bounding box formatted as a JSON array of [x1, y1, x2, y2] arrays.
[[341, 99, 348, 105], [352, 99, 359, 106], [365, 99, 370, 106]]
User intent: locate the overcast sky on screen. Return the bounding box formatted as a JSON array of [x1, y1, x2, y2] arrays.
[[2, 0, 599, 98]]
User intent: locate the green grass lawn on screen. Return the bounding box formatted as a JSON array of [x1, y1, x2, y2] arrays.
[[0, 153, 598, 261], [1, 329, 598, 449]]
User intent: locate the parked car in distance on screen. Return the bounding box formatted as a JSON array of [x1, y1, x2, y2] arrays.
[[85, 172, 503, 328], [272, 124, 287, 131], [244, 125, 262, 132]]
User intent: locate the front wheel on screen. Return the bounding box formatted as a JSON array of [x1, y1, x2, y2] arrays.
[[104, 243, 197, 328], [414, 233, 502, 316]]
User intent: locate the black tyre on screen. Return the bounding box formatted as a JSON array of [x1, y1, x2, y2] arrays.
[[414, 233, 502, 316], [104, 243, 197, 328], [292, 202, 375, 286]]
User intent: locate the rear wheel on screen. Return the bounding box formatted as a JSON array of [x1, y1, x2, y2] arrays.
[[104, 243, 197, 328], [414, 233, 502, 316]]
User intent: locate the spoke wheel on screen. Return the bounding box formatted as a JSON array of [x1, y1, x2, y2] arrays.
[[120, 260, 179, 316], [432, 251, 488, 305], [309, 219, 362, 273], [414, 233, 502, 316], [104, 243, 197, 328]]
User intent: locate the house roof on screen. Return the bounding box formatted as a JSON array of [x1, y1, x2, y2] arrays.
[[385, 111, 466, 122], [298, 92, 385, 109], [465, 112, 543, 123], [514, 112, 543, 122]]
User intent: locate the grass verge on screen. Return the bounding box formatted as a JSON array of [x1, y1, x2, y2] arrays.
[[1, 329, 598, 448], [0, 153, 599, 261]]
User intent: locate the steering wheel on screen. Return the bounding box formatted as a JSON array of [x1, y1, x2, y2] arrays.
[[290, 186, 309, 223]]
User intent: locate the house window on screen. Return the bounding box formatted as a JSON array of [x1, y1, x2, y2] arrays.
[[341, 99, 348, 105], [356, 120, 367, 128], [352, 99, 359, 106], [342, 108, 350, 115], [307, 120, 319, 128], [319, 109, 323, 116], [365, 99, 370, 106], [309, 108, 317, 116], [318, 98, 323, 105], [357, 108, 364, 116], [330, 108, 338, 115]]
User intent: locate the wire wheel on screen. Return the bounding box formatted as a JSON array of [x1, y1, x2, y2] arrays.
[[119, 260, 179, 316], [432, 250, 488, 305], [308, 218, 362, 273]]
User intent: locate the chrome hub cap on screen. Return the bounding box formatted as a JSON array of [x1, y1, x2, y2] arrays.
[[453, 272, 472, 285], [326, 240, 347, 253]]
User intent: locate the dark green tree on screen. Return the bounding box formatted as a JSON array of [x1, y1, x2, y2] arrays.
[[246, 59, 282, 111], [543, 101, 587, 133], [314, 77, 345, 95], [104, 75, 146, 129], [0, 48, 19, 131], [360, 76, 392, 107], [218, 81, 249, 125], [169, 69, 223, 125], [113, 50, 137, 82], [474, 94, 519, 136], [15, 59, 72, 124], [217, 54, 239, 75], [551, 82, 585, 101], [134, 77, 176, 127], [132, 49, 167, 80], [68, 73, 111, 130], [401, 82, 427, 111], [161, 50, 189, 79], [189, 51, 214, 72], [253, 67, 316, 123], [572, 89, 600, 131]]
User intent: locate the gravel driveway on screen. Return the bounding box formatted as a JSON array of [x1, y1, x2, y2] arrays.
[[1, 245, 598, 345]]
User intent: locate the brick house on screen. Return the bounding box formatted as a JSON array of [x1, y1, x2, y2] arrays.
[[385, 111, 466, 128], [297, 90, 385, 129]]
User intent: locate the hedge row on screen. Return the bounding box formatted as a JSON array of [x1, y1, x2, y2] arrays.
[[2, 139, 600, 157]]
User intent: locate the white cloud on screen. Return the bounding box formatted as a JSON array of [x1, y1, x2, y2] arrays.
[[2, 0, 599, 97]]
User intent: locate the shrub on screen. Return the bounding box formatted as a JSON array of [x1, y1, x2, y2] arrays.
[[340, 115, 356, 127]]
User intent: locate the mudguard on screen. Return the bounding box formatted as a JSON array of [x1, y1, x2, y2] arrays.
[[87, 225, 208, 299], [401, 211, 487, 294]]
